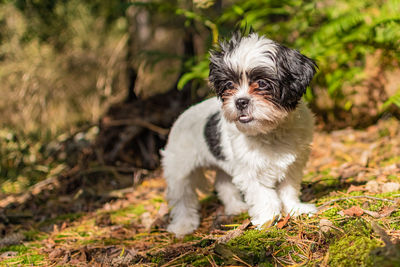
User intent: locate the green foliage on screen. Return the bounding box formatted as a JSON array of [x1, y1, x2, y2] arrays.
[[383, 88, 400, 110], [177, 0, 400, 113], [0, 128, 65, 192]]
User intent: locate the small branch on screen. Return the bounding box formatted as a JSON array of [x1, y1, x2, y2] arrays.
[[318, 195, 399, 210], [232, 254, 252, 267], [104, 119, 169, 135]]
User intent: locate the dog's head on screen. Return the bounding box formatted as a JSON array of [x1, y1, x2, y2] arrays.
[[209, 32, 317, 135]]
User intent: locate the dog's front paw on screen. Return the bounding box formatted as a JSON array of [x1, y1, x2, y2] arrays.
[[225, 200, 248, 216], [252, 214, 281, 229], [167, 217, 199, 238], [250, 207, 281, 229], [286, 203, 317, 217]]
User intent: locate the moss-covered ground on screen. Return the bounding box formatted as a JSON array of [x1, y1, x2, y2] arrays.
[[0, 118, 399, 266]]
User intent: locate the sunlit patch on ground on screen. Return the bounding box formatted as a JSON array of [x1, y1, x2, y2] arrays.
[[0, 118, 399, 266]]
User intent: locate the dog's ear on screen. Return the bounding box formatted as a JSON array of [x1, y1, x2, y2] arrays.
[[208, 48, 224, 94], [275, 45, 317, 109]]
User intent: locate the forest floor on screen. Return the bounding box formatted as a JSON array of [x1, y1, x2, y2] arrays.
[[0, 117, 400, 266]]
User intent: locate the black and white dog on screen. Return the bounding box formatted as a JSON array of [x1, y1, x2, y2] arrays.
[[162, 32, 318, 237]]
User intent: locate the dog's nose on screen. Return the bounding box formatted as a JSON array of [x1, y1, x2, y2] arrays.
[[235, 98, 250, 110]]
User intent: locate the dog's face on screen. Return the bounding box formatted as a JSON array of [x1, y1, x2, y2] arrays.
[[209, 33, 317, 135]]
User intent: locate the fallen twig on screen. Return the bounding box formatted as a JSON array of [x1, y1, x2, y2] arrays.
[[318, 195, 399, 210], [104, 118, 169, 135]]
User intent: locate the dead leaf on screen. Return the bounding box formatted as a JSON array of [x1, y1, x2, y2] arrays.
[[363, 206, 396, 219], [0, 251, 18, 258], [381, 182, 400, 193], [78, 248, 88, 262], [140, 212, 153, 230], [49, 248, 65, 260], [365, 180, 380, 193], [150, 203, 169, 229], [276, 214, 291, 229], [96, 213, 112, 227], [379, 206, 396, 217], [359, 150, 370, 166], [339, 206, 364, 217], [347, 184, 366, 193], [361, 209, 381, 218], [319, 219, 334, 233], [0, 232, 24, 247]]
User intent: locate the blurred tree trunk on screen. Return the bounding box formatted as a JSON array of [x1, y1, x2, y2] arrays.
[[97, 1, 203, 169]]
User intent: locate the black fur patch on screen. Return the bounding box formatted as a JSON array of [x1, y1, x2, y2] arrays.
[[204, 112, 225, 160], [274, 44, 317, 110]]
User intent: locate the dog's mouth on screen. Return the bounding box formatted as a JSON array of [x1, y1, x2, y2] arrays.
[[238, 114, 253, 123]]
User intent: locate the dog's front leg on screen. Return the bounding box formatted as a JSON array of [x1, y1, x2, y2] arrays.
[[233, 176, 282, 227]]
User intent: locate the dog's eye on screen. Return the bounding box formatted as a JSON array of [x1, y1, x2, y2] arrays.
[[224, 81, 234, 90], [257, 79, 269, 90]]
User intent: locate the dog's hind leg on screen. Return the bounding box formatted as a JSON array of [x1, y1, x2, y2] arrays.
[[215, 170, 248, 215], [165, 168, 203, 237]]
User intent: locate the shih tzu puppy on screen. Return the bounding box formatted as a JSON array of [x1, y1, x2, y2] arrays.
[[162, 32, 318, 237]]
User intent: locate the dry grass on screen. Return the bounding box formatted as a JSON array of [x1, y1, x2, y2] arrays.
[[0, 2, 127, 137]]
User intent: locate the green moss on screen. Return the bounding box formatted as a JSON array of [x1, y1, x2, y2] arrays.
[[387, 174, 400, 182], [328, 219, 382, 266], [182, 235, 202, 242], [389, 211, 400, 230], [199, 194, 219, 205], [228, 229, 284, 251], [151, 197, 164, 203], [0, 245, 29, 254], [0, 245, 45, 265], [78, 231, 90, 237], [23, 229, 48, 241], [342, 219, 371, 235], [378, 128, 390, 137], [192, 256, 210, 266], [103, 238, 121, 245], [39, 212, 83, 227], [367, 201, 385, 212], [80, 239, 100, 245], [0, 253, 45, 265], [329, 235, 381, 266], [150, 254, 164, 264], [109, 204, 147, 224], [182, 253, 209, 266], [325, 178, 340, 187], [218, 229, 288, 265], [321, 207, 341, 220], [233, 212, 250, 223]]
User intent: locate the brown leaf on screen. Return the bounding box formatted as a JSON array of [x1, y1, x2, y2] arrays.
[[78, 248, 88, 262], [319, 219, 334, 233], [361, 209, 381, 218], [347, 184, 366, 193], [381, 182, 400, 193], [362, 206, 396, 218], [0, 251, 18, 259], [49, 248, 65, 260], [379, 206, 396, 217], [276, 214, 291, 229], [150, 203, 169, 230], [340, 206, 364, 217], [365, 180, 380, 193]]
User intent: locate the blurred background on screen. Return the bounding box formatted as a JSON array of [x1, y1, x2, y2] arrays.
[[0, 0, 399, 195]]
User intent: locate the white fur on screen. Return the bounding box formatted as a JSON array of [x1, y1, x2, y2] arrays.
[[223, 33, 277, 73], [162, 97, 316, 237]]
